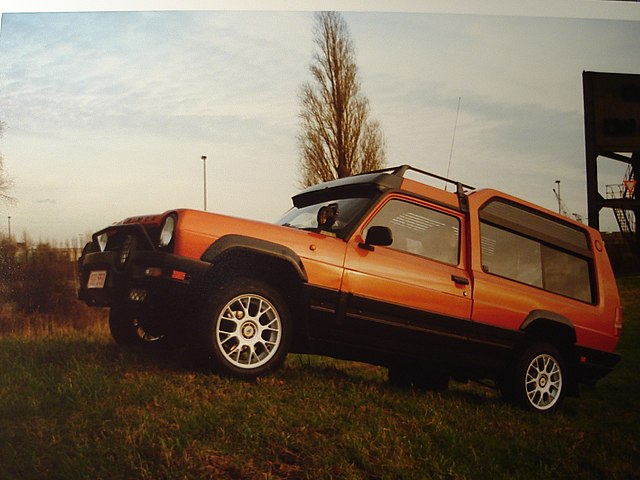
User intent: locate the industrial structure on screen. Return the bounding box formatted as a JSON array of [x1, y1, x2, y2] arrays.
[[584, 71, 640, 272]]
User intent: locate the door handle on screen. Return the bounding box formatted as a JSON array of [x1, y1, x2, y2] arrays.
[[451, 275, 470, 285]]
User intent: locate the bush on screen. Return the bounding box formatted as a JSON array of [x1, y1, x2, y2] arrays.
[[0, 236, 18, 297], [0, 237, 81, 315]]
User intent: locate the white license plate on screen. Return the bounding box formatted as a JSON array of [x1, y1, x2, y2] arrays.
[[87, 270, 107, 289]]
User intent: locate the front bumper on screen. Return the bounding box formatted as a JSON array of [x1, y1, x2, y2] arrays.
[[78, 247, 211, 310]]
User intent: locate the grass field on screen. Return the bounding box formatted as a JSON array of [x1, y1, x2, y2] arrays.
[[1, 277, 639, 479]]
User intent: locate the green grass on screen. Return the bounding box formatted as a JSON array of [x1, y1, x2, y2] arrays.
[[1, 278, 639, 479]]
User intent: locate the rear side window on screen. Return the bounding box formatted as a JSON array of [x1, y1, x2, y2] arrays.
[[480, 199, 594, 303], [481, 224, 543, 287]]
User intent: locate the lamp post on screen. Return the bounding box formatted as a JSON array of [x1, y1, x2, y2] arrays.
[[7, 216, 10, 239], [201, 155, 208, 211]]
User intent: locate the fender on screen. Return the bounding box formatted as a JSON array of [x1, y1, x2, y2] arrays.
[[200, 234, 308, 282], [520, 309, 577, 343]]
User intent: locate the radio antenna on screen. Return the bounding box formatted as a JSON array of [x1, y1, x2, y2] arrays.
[[445, 96, 462, 190]]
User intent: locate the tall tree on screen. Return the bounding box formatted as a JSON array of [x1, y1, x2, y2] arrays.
[[0, 120, 14, 204], [298, 11, 385, 188]]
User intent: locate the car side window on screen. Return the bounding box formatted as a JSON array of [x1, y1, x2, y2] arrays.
[[366, 199, 460, 265], [479, 198, 594, 303]]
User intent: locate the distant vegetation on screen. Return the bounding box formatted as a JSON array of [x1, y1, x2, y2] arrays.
[[0, 235, 98, 334]]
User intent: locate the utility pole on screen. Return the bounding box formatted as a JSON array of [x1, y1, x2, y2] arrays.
[[555, 180, 561, 214], [7, 216, 10, 238], [201, 155, 208, 211]]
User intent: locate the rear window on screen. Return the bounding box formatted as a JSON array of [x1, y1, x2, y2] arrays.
[[480, 199, 594, 303]]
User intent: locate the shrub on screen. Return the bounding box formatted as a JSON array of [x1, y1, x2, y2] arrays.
[[0, 237, 80, 315]]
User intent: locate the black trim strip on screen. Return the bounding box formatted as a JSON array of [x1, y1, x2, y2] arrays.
[[307, 284, 340, 314], [305, 285, 525, 352], [346, 309, 468, 342]]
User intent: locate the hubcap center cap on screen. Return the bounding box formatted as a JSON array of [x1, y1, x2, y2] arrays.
[[241, 321, 257, 339], [539, 375, 548, 388]]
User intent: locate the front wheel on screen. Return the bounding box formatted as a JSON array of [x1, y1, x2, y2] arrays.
[[508, 342, 567, 412], [196, 277, 291, 379], [108, 305, 170, 348]]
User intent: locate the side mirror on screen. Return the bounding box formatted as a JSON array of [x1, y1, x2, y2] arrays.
[[360, 226, 393, 251]]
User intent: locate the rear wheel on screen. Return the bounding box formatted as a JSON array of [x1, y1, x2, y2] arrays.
[[508, 342, 566, 412], [196, 277, 291, 379]]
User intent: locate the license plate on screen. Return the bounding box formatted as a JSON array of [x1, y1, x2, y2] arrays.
[[87, 270, 107, 289]]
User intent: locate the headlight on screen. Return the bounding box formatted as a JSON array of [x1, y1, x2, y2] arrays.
[[97, 233, 108, 252], [158, 214, 176, 248]]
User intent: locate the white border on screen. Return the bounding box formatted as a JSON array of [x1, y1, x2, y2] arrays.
[[1, 0, 639, 20]]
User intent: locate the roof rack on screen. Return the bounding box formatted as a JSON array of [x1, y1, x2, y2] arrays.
[[357, 164, 474, 213], [293, 164, 475, 211], [362, 164, 474, 192]]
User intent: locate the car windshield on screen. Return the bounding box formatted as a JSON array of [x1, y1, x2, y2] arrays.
[[277, 197, 372, 235]]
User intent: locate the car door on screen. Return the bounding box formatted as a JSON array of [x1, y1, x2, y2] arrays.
[[340, 195, 473, 358]]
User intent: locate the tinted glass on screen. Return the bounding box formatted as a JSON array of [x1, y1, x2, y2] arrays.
[[367, 199, 460, 265], [480, 199, 590, 255], [277, 197, 371, 234], [481, 222, 594, 303], [542, 246, 592, 303], [481, 223, 543, 287]]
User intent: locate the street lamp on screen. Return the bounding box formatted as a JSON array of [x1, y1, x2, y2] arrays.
[[7, 216, 11, 239], [201, 155, 208, 211]]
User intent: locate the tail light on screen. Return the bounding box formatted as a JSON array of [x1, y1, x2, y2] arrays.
[[614, 305, 623, 337]]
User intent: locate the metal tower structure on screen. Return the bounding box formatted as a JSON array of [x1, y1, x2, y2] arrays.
[[584, 72, 640, 250]]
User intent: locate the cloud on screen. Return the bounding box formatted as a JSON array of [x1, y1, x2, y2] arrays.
[[1, 10, 638, 239], [0, 11, 311, 140]]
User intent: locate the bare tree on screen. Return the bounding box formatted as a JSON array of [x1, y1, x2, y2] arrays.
[[298, 11, 385, 188], [0, 120, 14, 204], [0, 158, 13, 204]]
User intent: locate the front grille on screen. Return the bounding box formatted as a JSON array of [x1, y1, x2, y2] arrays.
[[118, 235, 136, 266], [106, 232, 145, 270]]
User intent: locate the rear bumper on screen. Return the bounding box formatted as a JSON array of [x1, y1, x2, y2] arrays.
[[78, 248, 211, 310], [574, 346, 621, 385]]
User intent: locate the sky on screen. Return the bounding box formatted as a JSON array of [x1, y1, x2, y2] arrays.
[[0, 1, 639, 244]]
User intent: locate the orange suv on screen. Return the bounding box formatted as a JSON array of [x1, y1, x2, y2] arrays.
[[78, 165, 622, 412]]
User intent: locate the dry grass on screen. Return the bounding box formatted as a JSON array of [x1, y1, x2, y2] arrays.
[[0, 303, 109, 338]]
